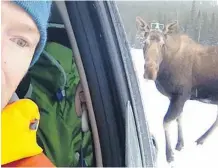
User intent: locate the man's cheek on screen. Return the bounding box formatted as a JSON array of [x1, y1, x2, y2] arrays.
[[1, 58, 25, 97], [1, 69, 12, 110]]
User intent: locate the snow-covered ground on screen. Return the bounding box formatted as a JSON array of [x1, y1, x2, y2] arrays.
[[130, 48, 218, 168]]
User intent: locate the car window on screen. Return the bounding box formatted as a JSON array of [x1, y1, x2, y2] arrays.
[[116, 1, 218, 167]]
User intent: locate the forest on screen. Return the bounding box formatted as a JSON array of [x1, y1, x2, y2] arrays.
[[116, 1, 218, 48]]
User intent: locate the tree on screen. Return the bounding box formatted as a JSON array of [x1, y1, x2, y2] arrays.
[[163, 13, 167, 24], [208, 12, 217, 45], [216, 15, 218, 44], [196, 10, 202, 42], [201, 12, 210, 44], [185, 0, 197, 40], [197, 10, 201, 20], [190, 0, 197, 24], [211, 12, 216, 30], [157, 10, 162, 23]]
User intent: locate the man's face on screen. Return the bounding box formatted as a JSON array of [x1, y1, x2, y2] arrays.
[[1, 2, 40, 110]]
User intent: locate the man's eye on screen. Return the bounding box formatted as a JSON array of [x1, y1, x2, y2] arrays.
[[10, 38, 29, 47]]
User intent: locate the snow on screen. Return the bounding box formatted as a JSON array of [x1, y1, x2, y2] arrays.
[[130, 48, 218, 168]]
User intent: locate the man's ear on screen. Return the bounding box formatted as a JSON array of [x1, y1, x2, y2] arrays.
[[163, 20, 179, 35], [136, 16, 150, 35]]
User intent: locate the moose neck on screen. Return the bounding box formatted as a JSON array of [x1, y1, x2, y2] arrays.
[[157, 34, 193, 82]]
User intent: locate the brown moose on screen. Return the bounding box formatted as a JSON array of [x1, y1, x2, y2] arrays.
[[136, 16, 218, 163]]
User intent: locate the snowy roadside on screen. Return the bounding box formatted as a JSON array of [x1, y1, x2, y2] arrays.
[[130, 48, 218, 168]]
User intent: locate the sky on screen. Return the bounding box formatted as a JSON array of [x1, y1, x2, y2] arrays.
[[131, 48, 218, 168]]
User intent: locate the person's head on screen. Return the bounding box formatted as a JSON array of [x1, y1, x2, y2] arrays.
[[1, 1, 52, 110]]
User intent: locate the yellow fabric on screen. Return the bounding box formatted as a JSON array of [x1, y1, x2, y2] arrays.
[[1, 99, 43, 165]]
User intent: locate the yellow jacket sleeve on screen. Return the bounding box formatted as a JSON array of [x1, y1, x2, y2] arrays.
[[1, 99, 43, 165]]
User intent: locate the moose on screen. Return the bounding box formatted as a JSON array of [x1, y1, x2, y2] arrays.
[[136, 16, 218, 163]]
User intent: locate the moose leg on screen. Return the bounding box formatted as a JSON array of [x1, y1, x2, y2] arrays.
[[175, 115, 184, 151], [196, 106, 218, 145], [163, 95, 187, 163]]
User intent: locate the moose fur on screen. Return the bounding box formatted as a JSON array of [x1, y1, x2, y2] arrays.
[[136, 16, 218, 163]]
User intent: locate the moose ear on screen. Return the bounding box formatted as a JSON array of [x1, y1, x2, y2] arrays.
[[136, 16, 150, 33], [164, 20, 179, 35]]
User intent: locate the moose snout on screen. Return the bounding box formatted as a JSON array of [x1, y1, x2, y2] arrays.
[[143, 63, 159, 80]]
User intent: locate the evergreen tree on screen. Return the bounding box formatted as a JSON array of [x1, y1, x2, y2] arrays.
[[190, 0, 197, 24], [185, 0, 197, 40], [208, 12, 217, 45], [163, 13, 167, 25], [211, 12, 215, 29], [196, 10, 202, 42], [201, 12, 209, 44], [157, 10, 161, 22]]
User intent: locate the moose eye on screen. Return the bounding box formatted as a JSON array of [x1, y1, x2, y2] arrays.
[[144, 39, 150, 45], [143, 40, 150, 50]]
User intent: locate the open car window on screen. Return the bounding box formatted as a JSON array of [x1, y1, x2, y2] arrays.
[[117, 1, 218, 168]]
